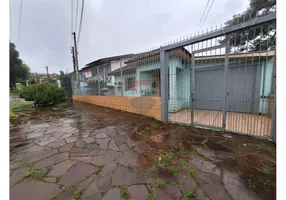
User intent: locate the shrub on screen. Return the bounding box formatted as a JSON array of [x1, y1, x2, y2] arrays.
[[19, 83, 66, 106]]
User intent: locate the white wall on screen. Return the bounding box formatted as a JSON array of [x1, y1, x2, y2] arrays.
[[110, 57, 132, 72]]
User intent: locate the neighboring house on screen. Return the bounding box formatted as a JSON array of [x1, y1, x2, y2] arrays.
[[108, 48, 192, 112], [108, 49, 275, 115], [73, 53, 134, 95]]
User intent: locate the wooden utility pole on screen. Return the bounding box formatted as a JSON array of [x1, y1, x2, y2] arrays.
[[45, 66, 50, 79], [72, 32, 79, 85]]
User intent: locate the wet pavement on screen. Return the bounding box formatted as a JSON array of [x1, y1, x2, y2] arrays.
[[10, 101, 276, 200]]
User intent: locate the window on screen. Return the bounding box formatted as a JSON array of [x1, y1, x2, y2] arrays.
[[125, 77, 135, 90]]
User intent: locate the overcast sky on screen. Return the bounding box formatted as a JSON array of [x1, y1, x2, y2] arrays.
[[10, 0, 249, 74]]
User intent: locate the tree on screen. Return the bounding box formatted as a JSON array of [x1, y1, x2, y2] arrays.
[[220, 0, 276, 52], [10, 42, 31, 88]]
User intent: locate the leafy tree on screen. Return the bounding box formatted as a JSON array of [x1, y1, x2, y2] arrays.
[[10, 42, 31, 88], [220, 0, 276, 52]]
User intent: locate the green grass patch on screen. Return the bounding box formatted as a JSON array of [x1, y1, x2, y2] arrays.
[[188, 166, 196, 176], [183, 188, 198, 198], [180, 149, 207, 159], [10, 89, 20, 94], [146, 194, 156, 200], [10, 102, 33, 118], [71, 184, 82, 199], [175, 180, 180, 187], [168, 166, 180, 176], [256, 146, 275, 154], [154, 178, 165, 187], [162, 151, 174, 163], [120, 186, 129, 199], [257, 166, 272, 175], [25, 167, 50, 180]]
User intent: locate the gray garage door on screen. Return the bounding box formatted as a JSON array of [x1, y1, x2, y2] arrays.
[[193, 64, 262, 114]]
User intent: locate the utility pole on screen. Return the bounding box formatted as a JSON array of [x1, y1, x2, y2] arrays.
[[45, 66, 50, 79], [72, 32, 79, 85], [71, 47, 76, 73]]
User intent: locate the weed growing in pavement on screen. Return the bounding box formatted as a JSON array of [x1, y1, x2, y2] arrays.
[[168, 166, 180, 176], [146, 194, 156, 200], [120, 186, 129, 199], [180, 149, 207, 159], [188, 165, 196, 176], [179, 159, 185, 164], [175, 180, 180, 187], [154, 178, 165, 187], [183, 188, 198, 198], [162, 151, 174, 163], [71, 184, 82, 200], [25, 167, 50, 180]]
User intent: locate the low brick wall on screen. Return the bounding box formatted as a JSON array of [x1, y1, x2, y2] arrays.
[[73, 95, 161, 121]]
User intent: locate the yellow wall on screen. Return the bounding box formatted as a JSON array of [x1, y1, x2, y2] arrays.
[[73, 95, 161, 121]]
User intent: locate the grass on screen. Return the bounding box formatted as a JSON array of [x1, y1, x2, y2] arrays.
[[162, 151, 174, 163], [120, 186, 129, 199], [180, 149, 207, 159], [25, 167, 50, 180], [179, 159, 185, 164], [154, 178, 165, 187], [257, 166, 272, 176], [10, 89, 19, 94], [168, 166, 180, 175], [183, 188, 198, 198], [256, 146, 275, 154], [188, 166, 196, 176], [71, 184, 82, 199], [146, 194, 156, 200], [175, 180, 180, 187], [10, 102, 33, 118]]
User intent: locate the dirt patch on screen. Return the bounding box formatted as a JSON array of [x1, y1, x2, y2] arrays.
[[149, 135, 165, 143], [157, 169, 176, 182], [205, 139, 232, 152], [218, 153, 276, 200], [138, 152, 159, 170], [130, 133, 145, 142]]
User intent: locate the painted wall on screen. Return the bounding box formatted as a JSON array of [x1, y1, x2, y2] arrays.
[[73, 95, 161, 120], [110, 58, 131, 72], [114, 72, 137, 96], [113, 58, 189, 112]]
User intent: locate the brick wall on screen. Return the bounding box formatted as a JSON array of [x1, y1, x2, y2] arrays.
[[73, 95, 161, 120]]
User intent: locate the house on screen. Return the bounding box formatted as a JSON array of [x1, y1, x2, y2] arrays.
[[108, 48, 192, 112], [73, 53, 134, 95], [108, 49, 275, 115]]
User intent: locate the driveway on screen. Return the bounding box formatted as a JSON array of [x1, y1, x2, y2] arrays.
[[10, 101, 276, 200]]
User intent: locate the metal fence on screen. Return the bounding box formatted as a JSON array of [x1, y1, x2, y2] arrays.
[[70, 11, 276, 141], [160, 12, 276, 140]]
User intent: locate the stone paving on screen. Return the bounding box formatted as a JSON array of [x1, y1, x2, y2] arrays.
[[10, 102, 276, 200]]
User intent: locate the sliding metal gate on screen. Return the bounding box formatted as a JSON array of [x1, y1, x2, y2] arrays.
[[161, 12, 276, 140]]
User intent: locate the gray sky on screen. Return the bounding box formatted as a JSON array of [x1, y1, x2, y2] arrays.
[[10, 0, 249, 74]]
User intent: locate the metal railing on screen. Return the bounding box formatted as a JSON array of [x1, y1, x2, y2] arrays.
[[160, 11, 276, 140], [70, 11, 276, 141]]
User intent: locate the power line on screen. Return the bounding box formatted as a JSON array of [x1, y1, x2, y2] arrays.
[[77, 0, 85, 47], [75, 0, 79, 34], [17, 0, 23, 45], [196, 0, 210, 34], [71, 0, 74, 46], [10, 2, 12, 40], [198, 0, 216, 32]]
